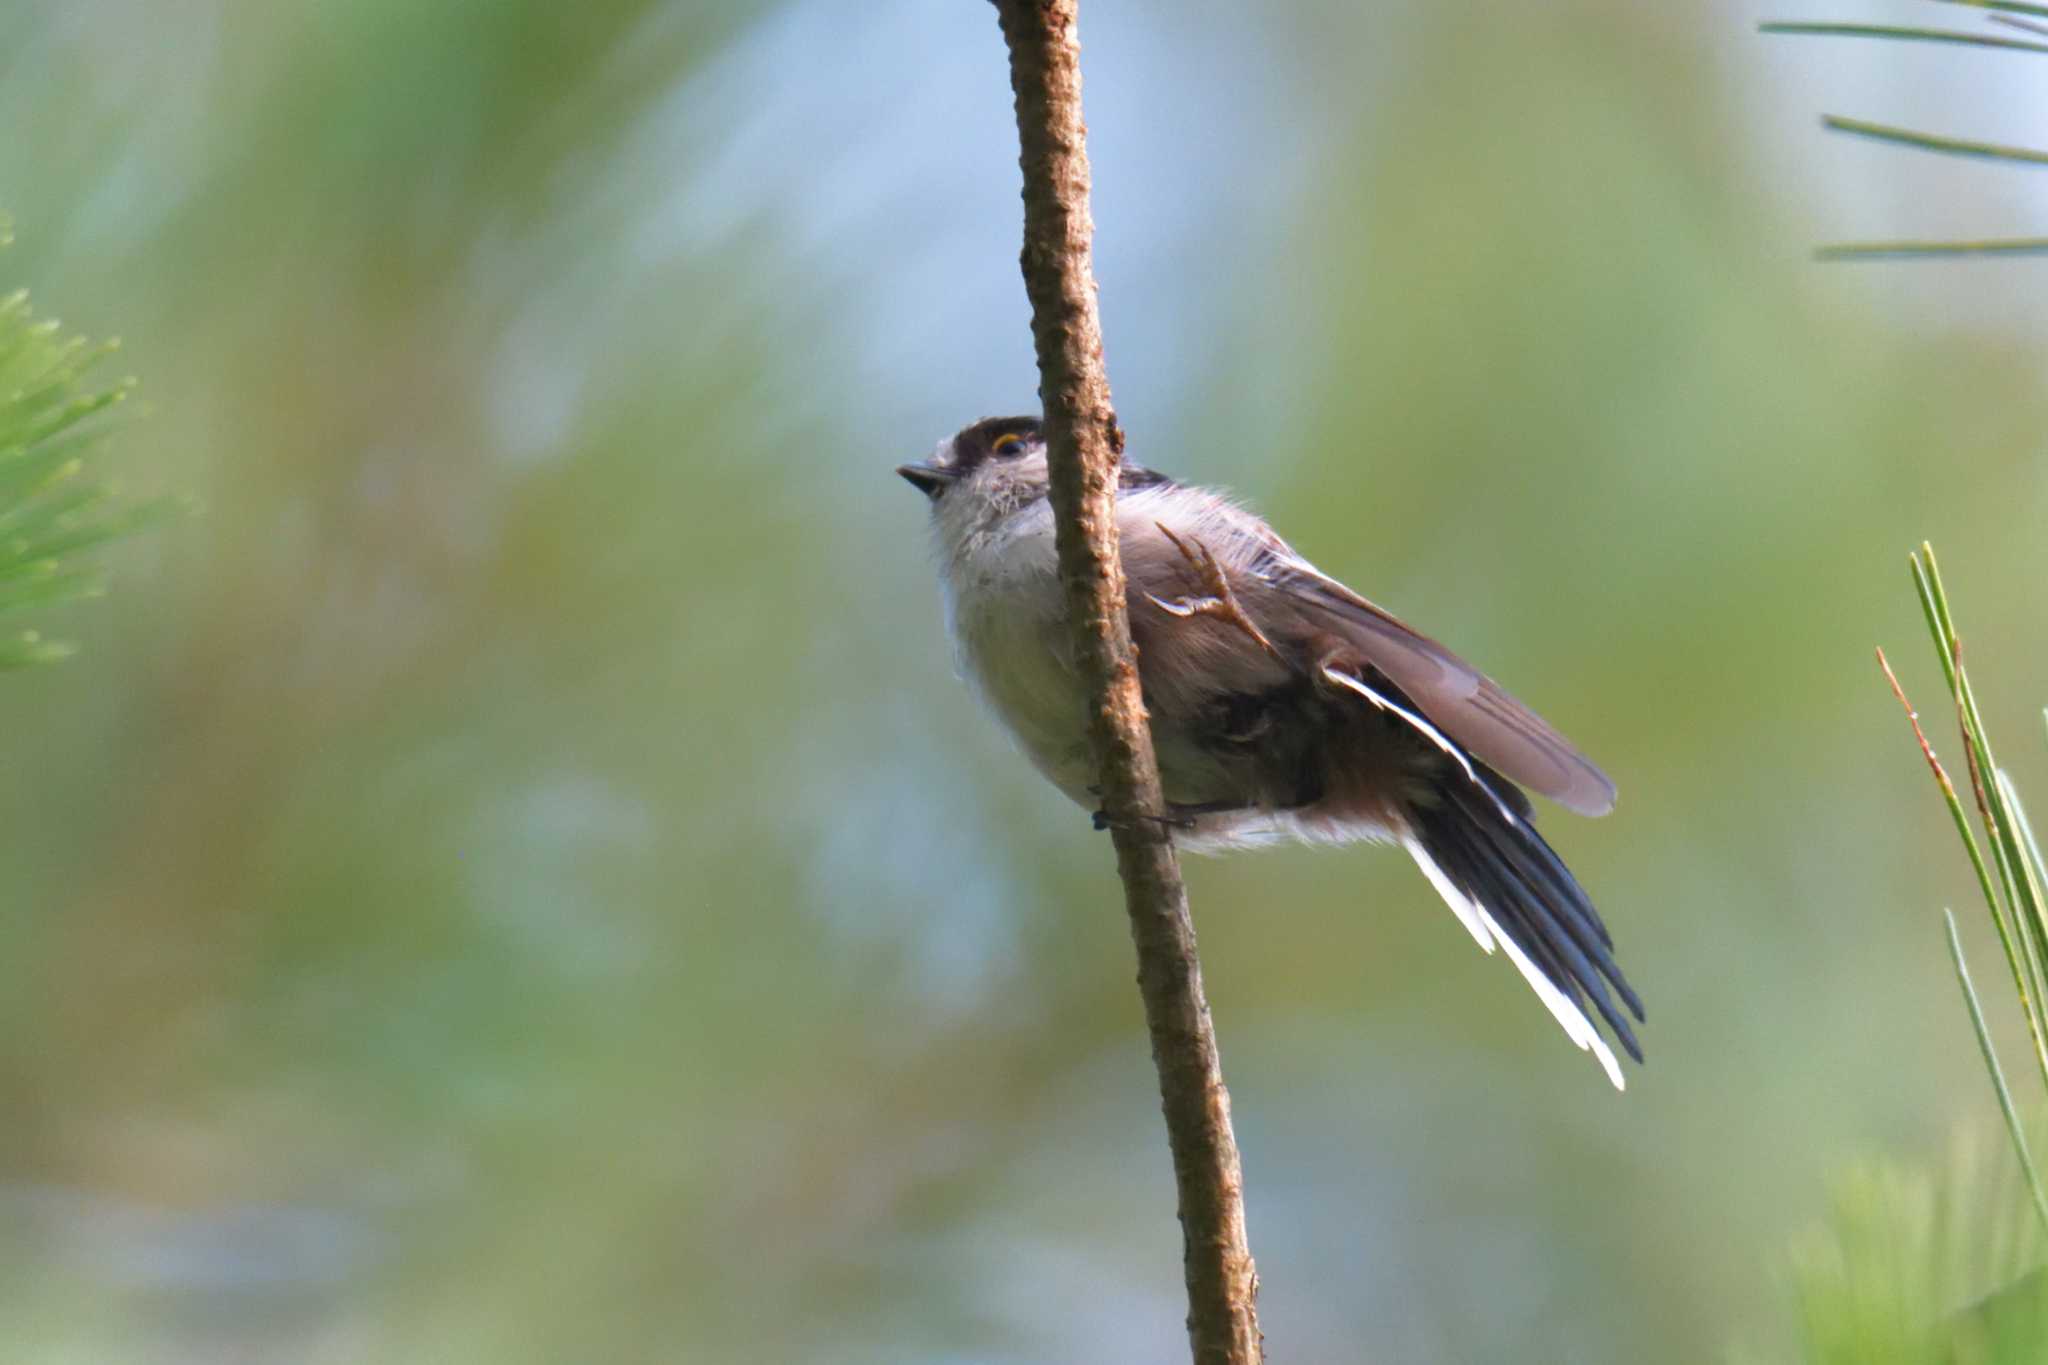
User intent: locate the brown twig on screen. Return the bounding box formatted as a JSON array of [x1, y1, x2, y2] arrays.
[[1876, 646, 1960, 805], [989, 3, 1263, 1361]]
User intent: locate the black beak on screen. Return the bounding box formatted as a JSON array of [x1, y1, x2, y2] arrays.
[[895, 462, 957, 500]]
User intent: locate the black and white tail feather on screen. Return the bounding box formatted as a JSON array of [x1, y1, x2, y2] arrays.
[[1404, 755, 1644, 1090], [1322, 662, 1644, 1089]]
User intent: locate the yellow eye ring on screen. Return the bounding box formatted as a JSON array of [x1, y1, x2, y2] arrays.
[[991, 432, 1025, 456]]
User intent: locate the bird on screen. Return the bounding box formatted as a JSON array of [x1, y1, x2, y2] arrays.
[[897, 415, 1643, 1088]]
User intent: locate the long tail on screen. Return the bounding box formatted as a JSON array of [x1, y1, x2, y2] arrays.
[[1402, 770, 1645, 1090]]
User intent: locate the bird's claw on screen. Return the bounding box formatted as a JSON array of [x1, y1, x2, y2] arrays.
[[1092, 808, 1197, 833]]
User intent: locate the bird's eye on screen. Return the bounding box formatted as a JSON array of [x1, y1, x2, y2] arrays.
[[991, 432, 1025, 457]]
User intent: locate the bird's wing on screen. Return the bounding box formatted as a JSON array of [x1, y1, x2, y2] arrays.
[[1257, 549, 1617, 817]]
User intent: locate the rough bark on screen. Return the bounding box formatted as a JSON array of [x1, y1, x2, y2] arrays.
[[990, 4, 1263, 1361]]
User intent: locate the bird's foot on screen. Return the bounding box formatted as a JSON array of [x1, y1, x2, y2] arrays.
[[1091, 798, 1251, 833], [1091, 808, 1198, 834]]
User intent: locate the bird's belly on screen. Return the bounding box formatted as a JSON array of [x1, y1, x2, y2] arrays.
[[954, 585, 1098, 804], [953, 587, 1261, 817]]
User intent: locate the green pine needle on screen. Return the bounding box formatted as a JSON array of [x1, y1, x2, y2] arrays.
[[1947, 908, 2048, 1235], [1816, 239, 2048, 259], [1932, 0, 2048, 23], [1765, 19, 2048, 256], [1821, 116, 2048, 167], [1760, 21, 2048, 54]]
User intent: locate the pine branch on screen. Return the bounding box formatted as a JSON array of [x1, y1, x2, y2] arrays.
[[0, 222, 169, 666], [988, 3, 1263, 1361]]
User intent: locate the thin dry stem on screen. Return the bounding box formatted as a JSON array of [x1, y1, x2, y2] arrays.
[[1878, 646, 1960, 805], [990, 3, 1263, 1361]]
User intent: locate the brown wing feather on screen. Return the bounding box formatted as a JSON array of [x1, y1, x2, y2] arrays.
[[1267, 557, 1617, 817]]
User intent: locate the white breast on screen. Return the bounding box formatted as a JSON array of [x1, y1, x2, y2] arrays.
[[939, 495, 1101, 803]]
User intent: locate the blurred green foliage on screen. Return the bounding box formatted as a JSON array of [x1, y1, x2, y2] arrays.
[[1, 1, 2047, 1362], [0, 233, 159, 666], [1786, 1143, 2048, 1365]]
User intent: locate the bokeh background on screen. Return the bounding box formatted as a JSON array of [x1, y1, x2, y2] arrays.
[[3, 1, 2047, 1360]]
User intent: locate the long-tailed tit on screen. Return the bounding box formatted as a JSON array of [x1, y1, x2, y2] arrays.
[[899, 415, 1643, 1088]]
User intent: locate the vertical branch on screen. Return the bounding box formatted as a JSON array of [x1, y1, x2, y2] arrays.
[[990, 3, 1263, 1362]]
